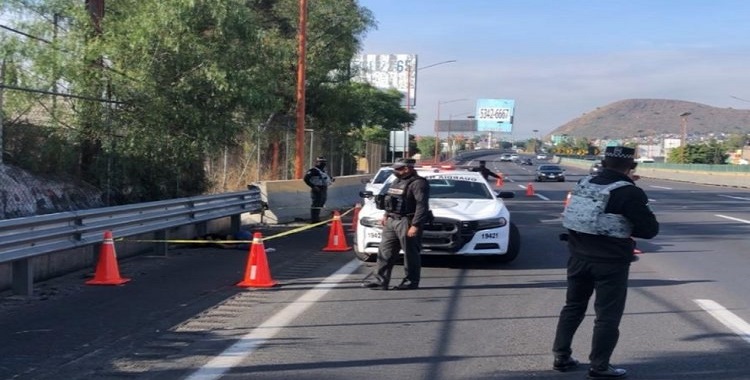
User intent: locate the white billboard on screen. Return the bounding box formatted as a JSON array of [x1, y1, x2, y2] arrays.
[[351, 54, 417, 108]]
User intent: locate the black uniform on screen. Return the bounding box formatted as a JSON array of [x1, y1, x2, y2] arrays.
[[471, 165, 501, 181], [374, 171, 430, 289], [471, 162, 500, 181], [303, 161, 333, 223], [553, 168, 659, 371]]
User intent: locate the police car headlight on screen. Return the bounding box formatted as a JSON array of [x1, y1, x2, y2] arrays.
[[470, 217, 507, 230], [359, 216, 381, 227]]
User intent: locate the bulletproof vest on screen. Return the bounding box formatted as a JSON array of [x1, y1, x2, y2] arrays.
[[381, 175, 423, 215], [309, 167, 332, 186], [562, 176, 634, 238]]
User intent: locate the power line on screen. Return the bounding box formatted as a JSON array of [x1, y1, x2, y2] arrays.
[[0, 23, 52, 44], [0, 83, 125, 104]]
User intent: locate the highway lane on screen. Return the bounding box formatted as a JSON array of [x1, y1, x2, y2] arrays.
[[1, 162, 749, 379]]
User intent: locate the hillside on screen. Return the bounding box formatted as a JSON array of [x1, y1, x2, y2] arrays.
[[549, 99, 750, 139]]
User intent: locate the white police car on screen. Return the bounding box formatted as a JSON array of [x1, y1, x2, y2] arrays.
[[354, 167, 520, 263], [360, 166, 394, 194]]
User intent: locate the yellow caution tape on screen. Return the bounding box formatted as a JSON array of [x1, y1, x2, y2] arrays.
[[117, 204, 357, 246]]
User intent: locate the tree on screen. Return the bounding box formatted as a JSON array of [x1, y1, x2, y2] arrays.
[[1, 0, 381, 200]]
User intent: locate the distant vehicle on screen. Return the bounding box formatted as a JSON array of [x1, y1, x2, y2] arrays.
[[635, 157, 655, 163], [535, 164, 566, 182], [510, 154, 519, 161], [589, 162, 603, 175], [536, 153, 548, 160], [499, 153, 513, 162], [520, 158, 534, 166]]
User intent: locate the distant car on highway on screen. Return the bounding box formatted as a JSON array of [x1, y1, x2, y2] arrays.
[[536, 153, 548, 160], [635, 157, 655, 163], [510, 153, 519, 162], [535, 164, 566, 182], [520, 158, 534, 166], [499, 153, 513, 162]]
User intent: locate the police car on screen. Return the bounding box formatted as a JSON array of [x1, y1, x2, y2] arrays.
[[360, 166, 394, 194], [354, 167, 520, 263]]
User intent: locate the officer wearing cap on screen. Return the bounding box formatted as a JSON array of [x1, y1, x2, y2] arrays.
[[552, 146, 659, 378], [471, 160, 502, 181], [303, 156, 334, 223], [363, 158, 430, 290]]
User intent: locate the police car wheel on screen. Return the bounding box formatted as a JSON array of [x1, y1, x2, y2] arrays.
[[489, 222, 521, 263]]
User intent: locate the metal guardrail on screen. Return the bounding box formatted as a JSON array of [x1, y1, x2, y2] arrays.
[[0, 187, 264, 295]]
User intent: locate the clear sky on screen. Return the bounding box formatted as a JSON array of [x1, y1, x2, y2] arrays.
[[356, 0, 750, 140]]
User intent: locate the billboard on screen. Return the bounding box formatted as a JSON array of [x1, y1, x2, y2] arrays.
[[351, 54, 417, 108], [475, 99, 515, 132]]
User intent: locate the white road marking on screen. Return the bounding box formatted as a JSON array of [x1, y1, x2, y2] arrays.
[[719, 194, 750, 201], [536, 194, 550, 201], [186, 259, 363, 380], [715, 214, 750, 224], [650, 185, 673, 190], [694, 299, 750, 344]]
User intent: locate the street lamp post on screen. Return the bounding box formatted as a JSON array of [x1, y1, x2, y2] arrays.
[[680, 112, 691, 163], [435, 98, 468, 160], [404, 59, 457, 159]]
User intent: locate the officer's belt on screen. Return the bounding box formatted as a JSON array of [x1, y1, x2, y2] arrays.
[[387, 213, 414, 220]]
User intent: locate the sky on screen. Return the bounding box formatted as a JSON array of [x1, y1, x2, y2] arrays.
[[356, 0, 750, 140]]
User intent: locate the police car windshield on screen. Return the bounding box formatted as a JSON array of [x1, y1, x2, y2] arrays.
[[373, 169, 394, 184]]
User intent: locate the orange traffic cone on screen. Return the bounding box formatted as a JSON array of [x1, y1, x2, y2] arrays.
[[495, 174, 504, 187], [526, 183, 535, 196], [350, 203, 362, 232], [237, 232, 277, 288], [563, 191, 572, 209], [86, 230, 131, 286], [323, 210, 352, 252]]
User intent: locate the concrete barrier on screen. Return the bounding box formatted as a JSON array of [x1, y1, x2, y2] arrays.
[[248, 175, 370, 224], [559, 158, 750, 188]]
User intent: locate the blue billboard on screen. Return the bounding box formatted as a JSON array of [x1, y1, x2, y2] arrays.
[[475, 99, 514, 132]]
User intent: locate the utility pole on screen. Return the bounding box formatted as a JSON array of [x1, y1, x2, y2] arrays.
[[680, 112, 691, 163], [0, 59, 5, 164], [294, 0, 308, 178]]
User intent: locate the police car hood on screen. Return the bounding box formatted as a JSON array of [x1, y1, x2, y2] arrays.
[[429, 199, 504, 219]]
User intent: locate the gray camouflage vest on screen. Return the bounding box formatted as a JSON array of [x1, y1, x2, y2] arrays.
[[562, 176, 633, 238]]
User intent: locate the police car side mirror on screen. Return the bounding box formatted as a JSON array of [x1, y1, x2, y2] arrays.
[[496, 191, 515, 199], [359, 190, 374, 198]]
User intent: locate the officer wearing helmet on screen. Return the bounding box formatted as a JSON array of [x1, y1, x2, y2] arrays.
[[303, 156, 334, 223], [552, 146, 659, 378]]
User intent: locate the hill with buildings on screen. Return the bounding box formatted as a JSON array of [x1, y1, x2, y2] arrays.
[[549, 99, 750, 140]]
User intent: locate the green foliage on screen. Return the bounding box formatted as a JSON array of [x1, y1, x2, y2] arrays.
[[668, 141, 728, 164], [1, 0, 385, 202], [416, 136, 437, 159]]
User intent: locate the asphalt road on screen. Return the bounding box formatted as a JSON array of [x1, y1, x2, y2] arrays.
[[1, 157, 749, 380]]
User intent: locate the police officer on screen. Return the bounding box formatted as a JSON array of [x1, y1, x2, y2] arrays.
[[362, 158, 430, 290], [303, 156, 334, 223], [552, 146, 658, 378], [471, 160, 502, 182]]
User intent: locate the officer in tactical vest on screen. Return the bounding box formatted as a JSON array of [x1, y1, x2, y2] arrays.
[[362, 158, 430, 290], [303, 156, 334, 223], [552, 146, 659, 379]]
